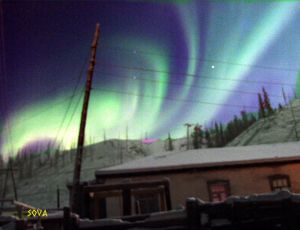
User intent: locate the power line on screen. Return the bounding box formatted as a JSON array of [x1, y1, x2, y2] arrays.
[[52, 52, 90, 151], [99, 62, 295, 87], [3, 93, 82, 130], [3, 55, 87, 154], [96, 71, 283, 98], [93, 87, 258, 109], [55, 89, 84, 151], [0, 1, 14, 158], [100, 46, 300, 73]]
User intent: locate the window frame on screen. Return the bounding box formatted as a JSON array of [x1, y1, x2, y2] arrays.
[[268, 174, 291, 192], [134, 191, 161, 214], [207, 179, 231, 203]]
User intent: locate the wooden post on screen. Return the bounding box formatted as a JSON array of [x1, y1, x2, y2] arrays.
[[164, 179, 172, 210], [63, 207, 71, 230], [124, 124, 128, 163], [0, 163, 9, 210], [0, 159, 16, 212], [15, 220, 27, 230], [71, 23, 100, 214], [289, 103, 299, 141], [122, 188, 131, 216], [282, 86, 287, 105], [184, 123, 192, 150], [282, 87, 299, 140], [159, 189, 166, 211], [186, 197, 201, 230], [57, 186, 60, 209], [9, 159, 18, 200]]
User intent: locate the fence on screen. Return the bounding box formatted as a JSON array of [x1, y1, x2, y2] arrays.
[[1, 190, 300, 229]]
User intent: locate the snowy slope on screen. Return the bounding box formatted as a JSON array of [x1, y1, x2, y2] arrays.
[[97, 141, 300, 175], [228, 99, 300, 146], [4, 100, 300, 210], [2, 138, 175, 209]]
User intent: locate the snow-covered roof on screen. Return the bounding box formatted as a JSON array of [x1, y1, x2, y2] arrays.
[[96, 142, 300, 177]]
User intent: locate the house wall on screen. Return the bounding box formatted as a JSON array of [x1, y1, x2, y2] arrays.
[[95, 162, 300, 217]]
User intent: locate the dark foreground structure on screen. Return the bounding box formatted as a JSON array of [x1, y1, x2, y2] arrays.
[[1, 190, 300, 230], [74, 142, 300, 219]]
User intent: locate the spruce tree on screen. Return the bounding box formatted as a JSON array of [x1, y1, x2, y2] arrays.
[[205, 129, 213, 148], [258, 93, 266, 118], [54, 149, 59, 168], [28, 153, 33, 177], [38, 152, 43, 167], [45, 143, 50, 162], [18, 155, 24, 180], [240, 110, 249, 129], [214, 123, 220, 147], [250, 114, 257, 125], [167, 132, 174, 151], [262, 87, 273, 116], [219, 123, 225, 146], [192, 125, 201, 149], [225, 122, 234, 143], [233, 115, 240, 136], [0, 154, 3, 169], [62, 150, 65, 167]]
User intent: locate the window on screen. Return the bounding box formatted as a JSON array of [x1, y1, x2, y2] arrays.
[[207, 180, 230, 203], [134, 193, 160, 214], [268, 174, 291, 192]]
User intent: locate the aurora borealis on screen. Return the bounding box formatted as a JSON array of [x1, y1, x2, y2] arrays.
[[1, 1, 300, 158]]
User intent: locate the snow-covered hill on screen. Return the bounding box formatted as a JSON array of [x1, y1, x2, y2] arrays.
[[228, 99, 300, 146], [5, 100, 300, 209], [3, 138, 186, 209]]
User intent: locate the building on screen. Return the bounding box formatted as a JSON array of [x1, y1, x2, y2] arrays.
[[73, 141, 300, 219]]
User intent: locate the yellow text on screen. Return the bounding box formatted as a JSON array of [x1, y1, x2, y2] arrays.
[[27, 209, 48, 217]]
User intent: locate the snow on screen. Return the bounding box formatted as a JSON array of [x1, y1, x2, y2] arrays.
[[97, 141, 300, 174], [2, 139, 168, 209], [3, 99, 300, 210], [228, 99, 300, 146]]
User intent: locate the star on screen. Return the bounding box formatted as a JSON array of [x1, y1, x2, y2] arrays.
[[211, 65, 215, 69]]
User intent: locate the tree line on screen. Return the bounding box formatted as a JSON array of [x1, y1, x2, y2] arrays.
[[166, 87, 280, 150]]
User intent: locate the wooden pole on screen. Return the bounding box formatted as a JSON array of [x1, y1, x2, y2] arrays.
[[184, 123, 192, 150], [283, 87, 299, 141], [0, 158, 17, 204], [0, 162, 9, 211], [186, 197, 201, 230], [9, 159, 18, 200], [57, 186, 60, 209], [122, 188, 131, 216], [71, 23, 100, 214], [125, 124, 128, 157], [282, 87, 287, 105], [289, 102, 299, 141]]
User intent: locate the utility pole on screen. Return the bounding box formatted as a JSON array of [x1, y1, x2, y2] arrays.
[[283, 87, 299, 141], [118, 132, 122, 164], [184, 123, 192, 150], [1, 158, 18, 212], [289, 102, 299, 141], [282, 87, 287, 105], [125, 124, 128, 160], [71, 23, 100, 214], [103, 129, 106, 142]]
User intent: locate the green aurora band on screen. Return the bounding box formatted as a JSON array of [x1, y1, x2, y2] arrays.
[[182, 2, 299, 128], [1, 37, 169, 156], [1, 2, 300, 157]]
